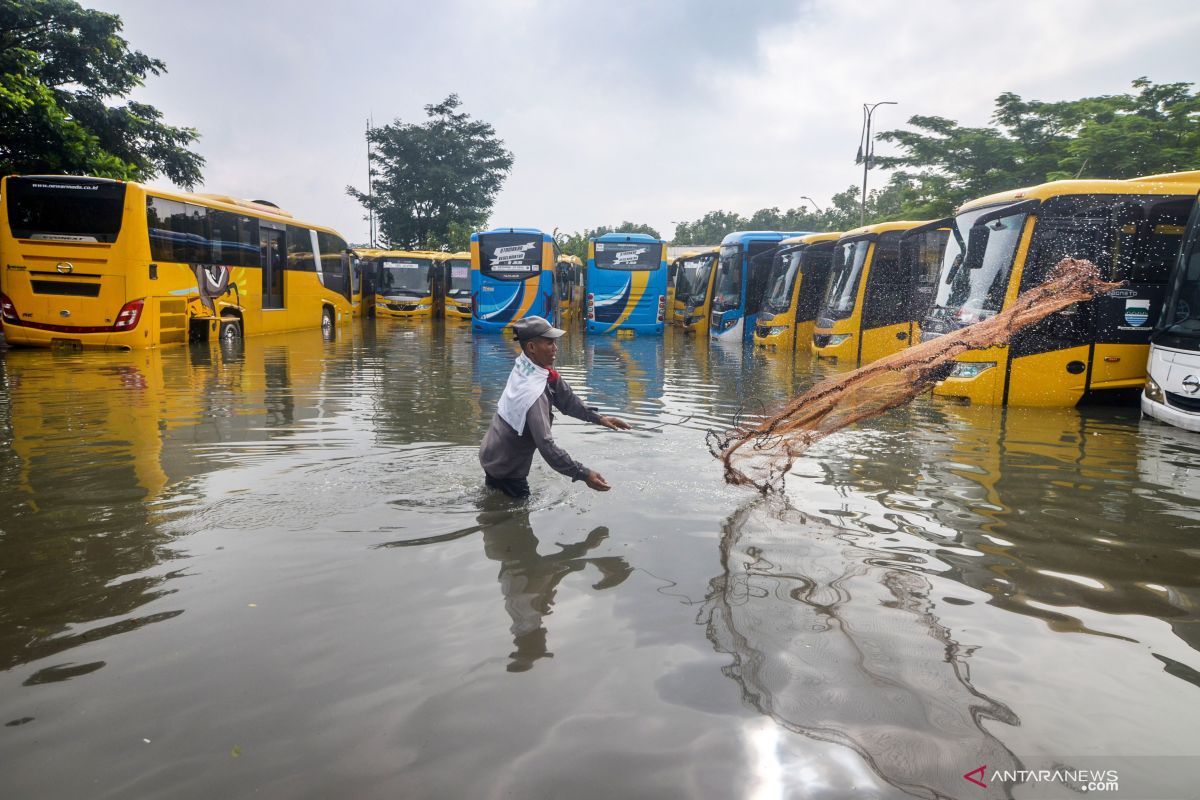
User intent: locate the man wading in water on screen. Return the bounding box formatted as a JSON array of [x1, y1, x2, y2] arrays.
[[480, 316, 630, 498]]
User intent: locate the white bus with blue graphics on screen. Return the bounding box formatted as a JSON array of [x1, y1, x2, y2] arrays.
[[710, 231, 813, 343], [585, 233, 667, 335], [470, 227, 558, 333]]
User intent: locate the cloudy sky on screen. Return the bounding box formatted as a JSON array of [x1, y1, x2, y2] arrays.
[[94, 0, 1200, 244]]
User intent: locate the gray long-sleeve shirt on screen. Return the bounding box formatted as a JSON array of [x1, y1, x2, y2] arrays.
[[479, 376, 603, 481]]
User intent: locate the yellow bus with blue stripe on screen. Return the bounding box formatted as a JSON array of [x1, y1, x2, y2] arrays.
[[585, 233, 667, 335], [471, 228, 558, 333]]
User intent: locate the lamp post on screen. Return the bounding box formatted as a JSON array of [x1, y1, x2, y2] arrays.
[[799, 196, 823, 215], [857, 101, 896, 226]]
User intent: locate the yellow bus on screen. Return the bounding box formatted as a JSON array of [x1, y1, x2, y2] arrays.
[[753, 232, 841, 352], [0, 175, 355, 349], [676, 248, 720, 337], [360, 249, 442, 318], [928, 171, 1200, 406], [812, 220, 943, 365], [444, 250, 472, 320], [556, 254, 583, 319]]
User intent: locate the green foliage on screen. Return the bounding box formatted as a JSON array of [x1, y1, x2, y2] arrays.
[[877, 77, 1200, 217], [0, 0, 204, 187], [554, 222, 662, 260], [669, 195, 905, 244], [348, 95, 513, 250]]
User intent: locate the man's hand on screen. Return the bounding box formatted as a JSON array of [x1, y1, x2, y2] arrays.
[[585, 470, 612, 491], [598, 415, 632, 431]]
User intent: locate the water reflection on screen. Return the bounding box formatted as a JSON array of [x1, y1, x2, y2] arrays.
[[479, 504, 632, 672], [0, 327, 367, 676], [704, 500, 1021, 798]]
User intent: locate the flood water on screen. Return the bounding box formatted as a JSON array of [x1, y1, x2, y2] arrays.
[[1, 318, 1198, 799]]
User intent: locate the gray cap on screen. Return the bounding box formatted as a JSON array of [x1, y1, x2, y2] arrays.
[[512, 315, 566, 343]]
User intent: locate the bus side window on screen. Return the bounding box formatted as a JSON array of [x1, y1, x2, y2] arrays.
[[1113, 198, 1190, 284]]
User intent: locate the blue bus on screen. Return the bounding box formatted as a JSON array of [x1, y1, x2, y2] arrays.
[[710, 231, 814, 343], [471, 228, 558, 333], [585, 233, 668, 335]]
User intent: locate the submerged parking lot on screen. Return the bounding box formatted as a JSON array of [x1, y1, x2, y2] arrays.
[[1, 319, 1199, 799]]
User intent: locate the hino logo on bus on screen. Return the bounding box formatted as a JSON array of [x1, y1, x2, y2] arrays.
[[1183, 375, 1200, 394], [56, 262, 74, 274]]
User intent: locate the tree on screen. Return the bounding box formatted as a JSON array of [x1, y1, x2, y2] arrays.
[[348, 95, 513, 250], [554, 222, 662, 260], [0, 0, 204, 187], [876, 78, 1200, 218]]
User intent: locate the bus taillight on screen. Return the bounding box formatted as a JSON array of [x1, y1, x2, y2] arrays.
[[657, 294, 665, 322], [586, 292, 594, 321], [0, 293, 17, 323], [113, 298, 145, 330]]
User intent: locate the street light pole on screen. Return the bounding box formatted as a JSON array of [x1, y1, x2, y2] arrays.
[[799, 196, 823, 215], [858, 101, 896, 226]]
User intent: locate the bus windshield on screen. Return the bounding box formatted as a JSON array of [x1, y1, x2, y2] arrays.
[[821, 239, 871, 318], [447, 258, 471, 296], [679, 255, 714, 304], [6, 177, 126, 243], [1161, 216, 1200, 339], [594, 242, 660, 270], [763, 247, 803, 313], [930, 204, 1028, 326], [712, 246, 742, 311], [379, 258, 433, 295]]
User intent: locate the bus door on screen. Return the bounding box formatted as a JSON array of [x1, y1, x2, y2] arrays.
[[898, 221, 952, 344], [260, 224, 286, 312]]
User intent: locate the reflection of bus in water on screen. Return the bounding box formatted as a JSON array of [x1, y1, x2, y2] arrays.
[[1144, 188, 1200, 430], [444, 251, 472, 320], [1, 327, 361, 672], [584, 335, 664, 410], [471, 228, 558, 334], [753, 232, 840, 352], [361, 250, 441, 318], [0, 175, 355, 349], [812, 220, 944, 365], [927, 172, 1200, 406], [676, 248, 719, 337], [585, 233, 667, 335], [556, 254, 583, 319], [710, 231, 810, 343]]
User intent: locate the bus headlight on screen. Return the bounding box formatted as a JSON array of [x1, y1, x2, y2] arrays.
[[820, 333, 850, 347], [761, 326, 789, 337], [722, 318, 737, 330], [1144, 375, 1165, 404], [416, 303, 431, 310], [684, 315, 702, 326], [949, 361, 996, 379]]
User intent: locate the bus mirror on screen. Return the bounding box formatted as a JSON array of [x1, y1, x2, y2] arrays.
[[964, 225, 990, 270]]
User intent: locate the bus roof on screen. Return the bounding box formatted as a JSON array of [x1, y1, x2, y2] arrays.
[[780, 231, 842, 246], [837, 220, 933, 240], [720, 231, 815, 246], [557, 254, 584, 266], [959, 170, 1200, 213], [591, 232, 664, 244], [448, 251, 471, 259], [72, 176, 347, 238], [471, 227, 552, 240]]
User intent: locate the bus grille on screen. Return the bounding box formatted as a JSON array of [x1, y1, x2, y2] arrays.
[[387, 303, 418, 311], [1166, 392, 1200, 412], [31, 280, 101, 297]]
